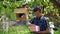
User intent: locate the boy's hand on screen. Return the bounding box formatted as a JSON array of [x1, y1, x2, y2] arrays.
[[26, 22, 35, 26]]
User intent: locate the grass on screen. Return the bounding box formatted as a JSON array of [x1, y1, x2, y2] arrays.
[[0, 25, 60, 34], [54, 27, 60, 34], [0, 25, 32, 34]]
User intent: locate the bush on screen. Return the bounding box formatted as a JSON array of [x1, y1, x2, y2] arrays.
[[0, 25, 32, 34]]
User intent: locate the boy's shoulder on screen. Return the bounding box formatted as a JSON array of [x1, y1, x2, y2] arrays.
[[32, 16, 45, 20], [31, 16, 49, 22]]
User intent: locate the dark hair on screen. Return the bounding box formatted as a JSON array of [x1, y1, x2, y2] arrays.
[[33, 7, 41, 13]]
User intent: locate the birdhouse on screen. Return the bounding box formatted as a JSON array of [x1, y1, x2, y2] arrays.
[[14, 8, 28, 21]]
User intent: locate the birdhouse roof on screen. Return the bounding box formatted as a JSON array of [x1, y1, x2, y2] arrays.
[[14, 8, 28, 13]]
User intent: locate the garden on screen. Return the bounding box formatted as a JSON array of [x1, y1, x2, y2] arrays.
[[0, 0, 60, 34]]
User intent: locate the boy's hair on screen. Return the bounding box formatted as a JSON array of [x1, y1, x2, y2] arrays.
[[33, 6, 42, 13]]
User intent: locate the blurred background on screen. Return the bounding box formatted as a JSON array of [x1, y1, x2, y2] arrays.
[[0, 0, 60, 34]]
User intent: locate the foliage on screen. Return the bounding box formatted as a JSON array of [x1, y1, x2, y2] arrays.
[[0, 25, 60, 34], [0, 0, 59, 20], [0, 25, 32, 34], [54, 27, 60, 34], [0, 0, 60, 34], [0, 1, 23, 20]]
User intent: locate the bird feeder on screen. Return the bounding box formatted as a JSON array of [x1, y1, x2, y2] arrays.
[[14, 8, 28, 21]]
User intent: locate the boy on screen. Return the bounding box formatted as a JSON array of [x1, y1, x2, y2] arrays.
[[27, 6, 50, 34]]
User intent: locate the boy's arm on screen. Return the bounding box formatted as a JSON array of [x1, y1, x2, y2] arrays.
[[26, 18, 35, 26], [26, 22, 35, 26]]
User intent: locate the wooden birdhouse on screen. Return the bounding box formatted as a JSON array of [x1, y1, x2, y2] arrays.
[[14, 8, 28, 21]]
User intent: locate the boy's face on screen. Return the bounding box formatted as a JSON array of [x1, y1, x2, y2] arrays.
[[34, 11, 42, 18]]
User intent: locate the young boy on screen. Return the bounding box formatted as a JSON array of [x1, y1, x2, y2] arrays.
[[27, 6, 50, 34]]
